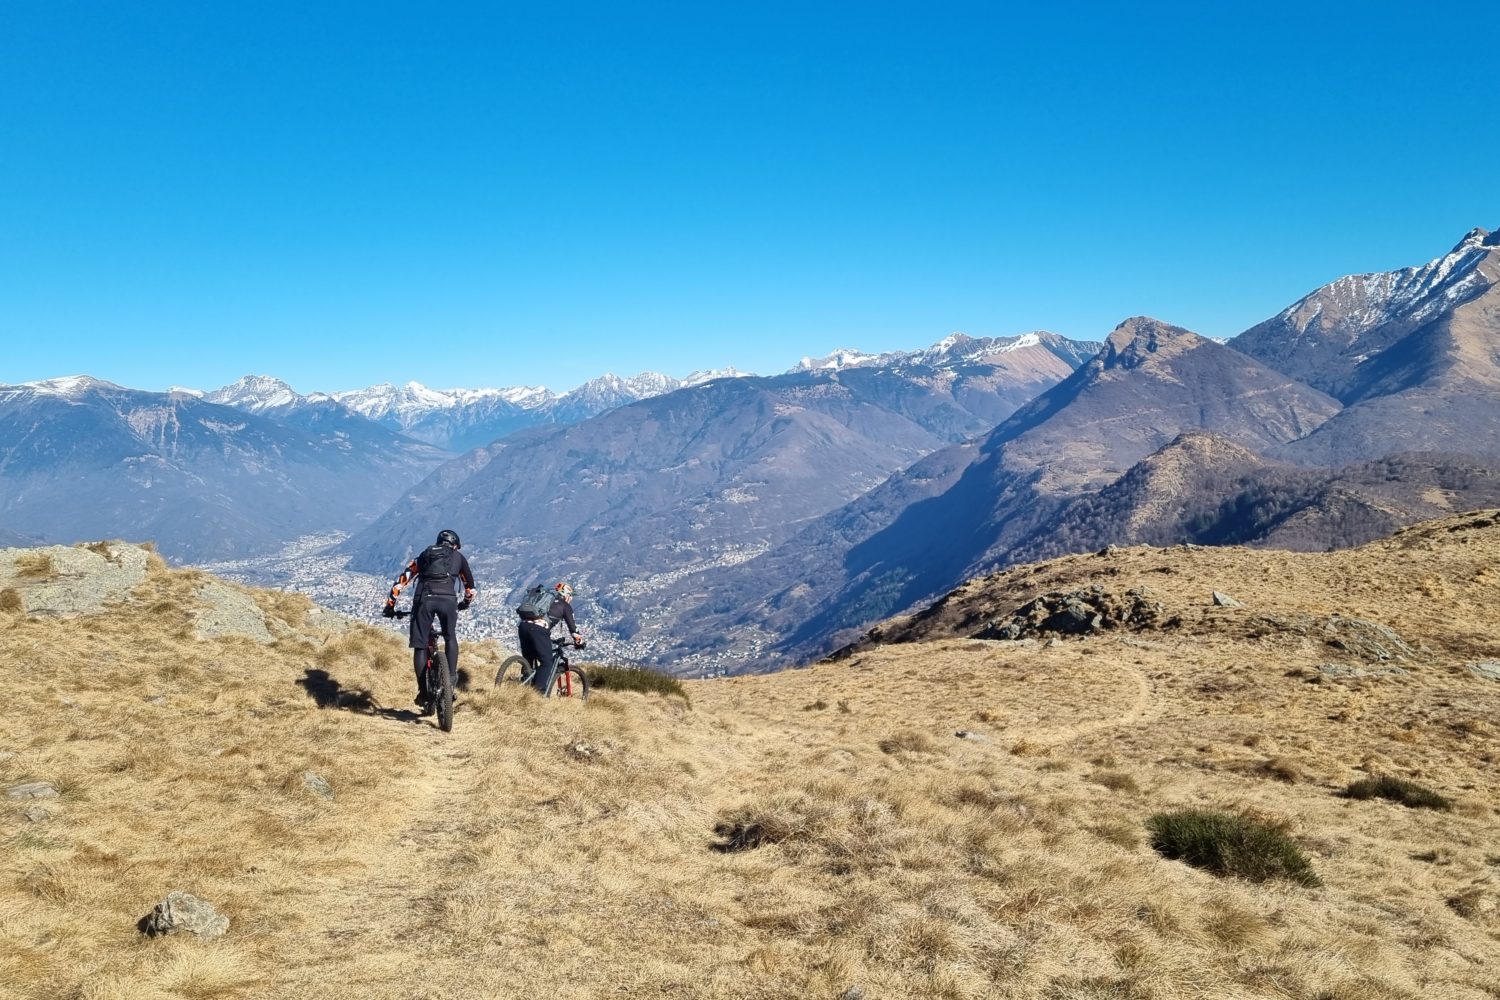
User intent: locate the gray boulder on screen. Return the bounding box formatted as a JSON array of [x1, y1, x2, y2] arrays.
[[1212, 591, 1244, 607], [1470, 661, 1500, 682], [6, 781, 59, 799], [139, 891, 229, 939], [1321, 616, 1417, 662]]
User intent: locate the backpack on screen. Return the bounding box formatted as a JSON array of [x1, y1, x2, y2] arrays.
[[516, 584, 552, 620], [418, 543, 457, 585]]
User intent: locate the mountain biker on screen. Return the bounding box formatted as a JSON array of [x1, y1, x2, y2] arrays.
[[517, 581, 583, 697], [382, 529, 477, 712]]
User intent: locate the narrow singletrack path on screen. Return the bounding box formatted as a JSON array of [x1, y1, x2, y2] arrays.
[[267, 708, 486, 998]]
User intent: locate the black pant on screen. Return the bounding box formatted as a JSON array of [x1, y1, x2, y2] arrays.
[[412, 595, 458, 694], [517, 619, 557, 697]]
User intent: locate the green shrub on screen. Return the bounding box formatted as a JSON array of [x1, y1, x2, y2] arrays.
[[587, 664, 689, 704], [1146, 809, 1321, 887], [1343, 775, 1451, 810]]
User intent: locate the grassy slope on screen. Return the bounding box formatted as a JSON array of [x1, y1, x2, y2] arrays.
[[1, 518, 1498, 999]]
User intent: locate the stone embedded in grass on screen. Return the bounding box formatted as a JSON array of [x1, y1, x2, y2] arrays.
[[6, 781, 59, 799], [1212, 591, 1244, 607], [24, 807, 52, 823], [1320, 616, 1416, 663], [302, 771, 334, 800], [1319, 662, 1408, 679], [1146, 809, 1321, 887], [139, 890, 230, 939], [1470, 661, 1500, 682]]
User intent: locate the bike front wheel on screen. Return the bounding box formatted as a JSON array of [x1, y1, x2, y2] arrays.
[[495, 655, 530, 687], [555, 665, 589, 700], [433, 649, 454, 732]]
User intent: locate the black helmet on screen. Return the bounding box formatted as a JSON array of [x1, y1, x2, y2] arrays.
[[436, 529, 461, 549]]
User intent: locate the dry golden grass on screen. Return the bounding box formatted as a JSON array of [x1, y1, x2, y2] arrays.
[[11, 552, 56, 581], [2, 513, 1499, 998]]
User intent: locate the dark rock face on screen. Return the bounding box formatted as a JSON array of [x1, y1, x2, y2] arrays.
[[974, 587, 1166, 640]]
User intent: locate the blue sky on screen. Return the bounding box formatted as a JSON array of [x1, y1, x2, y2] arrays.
[[2, 2, 1495, 394]]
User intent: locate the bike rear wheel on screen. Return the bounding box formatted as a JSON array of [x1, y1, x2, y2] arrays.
[[432, 649, 454, 732], [495, 655, 530, 687]]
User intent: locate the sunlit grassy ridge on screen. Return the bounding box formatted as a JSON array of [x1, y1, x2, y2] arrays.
[[2, 516, 1498, 998]]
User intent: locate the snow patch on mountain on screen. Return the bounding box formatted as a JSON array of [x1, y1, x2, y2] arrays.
[[205, 375, 306, 413], [7, 375, 119, 399], [1271, 228, 1495, 341], [787, 331, 1090, 373]]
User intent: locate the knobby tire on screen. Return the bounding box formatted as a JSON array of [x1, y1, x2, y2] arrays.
[[558, 665, 589, 701], [433, 649, 454, 733], [495, 655, 530, 687]]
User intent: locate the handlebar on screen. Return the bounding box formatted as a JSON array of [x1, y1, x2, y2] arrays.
[[389, 601, 473, 620]]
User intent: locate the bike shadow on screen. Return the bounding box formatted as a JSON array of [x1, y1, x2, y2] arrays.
[[297, 671, 474, 728], [296, 668, 428, 724]]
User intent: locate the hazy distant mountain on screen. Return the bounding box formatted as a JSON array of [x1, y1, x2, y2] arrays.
[[792, 331, 1099, 373], [0, 376, 448, 560], [339, 352, 1101, 633], [207, 333, 1099, 453], [328, 370, 751, 451]]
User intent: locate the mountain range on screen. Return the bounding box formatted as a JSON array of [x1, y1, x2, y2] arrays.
[[0, 377, 448, 560], [3, 228, 1498, 670]]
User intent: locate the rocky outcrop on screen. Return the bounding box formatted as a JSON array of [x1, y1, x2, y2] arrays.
[[975, 586, 1166, 640], [0, 543, 150, 616]]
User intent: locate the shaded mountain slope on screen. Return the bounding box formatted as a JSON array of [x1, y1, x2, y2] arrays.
[[1005, 431, 1500, 561], [657, 318, 1341, 668], [339, 362, 1093, 621]]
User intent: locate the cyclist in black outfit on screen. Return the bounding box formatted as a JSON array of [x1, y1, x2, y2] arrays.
[[383, 529, 477, 710], [517, 581, 583, 697]]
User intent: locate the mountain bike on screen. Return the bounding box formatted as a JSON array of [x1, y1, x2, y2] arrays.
[[395, 608, 455, 731], [495, 636, 590, 700]]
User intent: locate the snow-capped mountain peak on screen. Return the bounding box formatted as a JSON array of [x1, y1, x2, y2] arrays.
[[13, 375, 119, 398], [205, 375, 306, 412], [794, 348, 882, 371]]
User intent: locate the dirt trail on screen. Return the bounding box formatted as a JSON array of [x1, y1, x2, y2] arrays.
[[1025, 660, 1160, 747], [269, 709, 484, 998]]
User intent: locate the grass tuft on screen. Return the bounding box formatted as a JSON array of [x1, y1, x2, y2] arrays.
[[1146, 809, 1321, 886], [878, 730, 936, 754], [1343, 775, 1452, 810], [13, 552, 57, 580], [0, 588, 21, 613], [1090, 770, 1140, 793], [587, 664, 689, 703]]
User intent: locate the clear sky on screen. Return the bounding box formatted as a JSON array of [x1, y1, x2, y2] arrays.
[[2, 2, 1495, 394]]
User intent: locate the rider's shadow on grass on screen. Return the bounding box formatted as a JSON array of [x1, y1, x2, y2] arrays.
[[295, 667, 474, 724], [297, 668, 414, 722]]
